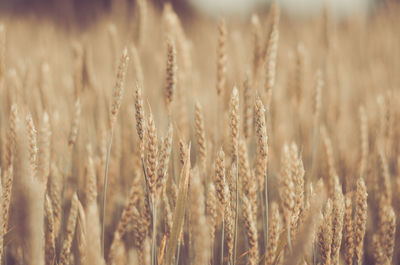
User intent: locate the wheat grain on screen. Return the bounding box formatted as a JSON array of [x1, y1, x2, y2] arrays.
[[354, 177, 367, 265]]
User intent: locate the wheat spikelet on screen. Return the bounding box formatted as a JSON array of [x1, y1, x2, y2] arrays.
[[251, 14, 262, 82], [224, 183, 234, 263], [206, 182, 217, 251], [381, 205, 396, 264], [134, 83, 146, 159], [49, 163, 62, 236], [242, 75, 253, 139], [162, 187, 173, 239], [264, 1, 280, 108], [12, 118, 44, 265], [377, 145, 392, 206], [178, 139, 187, 166], [109, 184, 140, 264], [0, 171, 3, 265], [238, 139, 257, 215], [165, 38, 176, 114], [146, 109, 158, 199], [161, 3, 191, 75], [216, 18, 227, 98], [110, 48, 129, 125], [320, 125, 336, 196], [282, 182, 325, 265], [343, 193, 354, 265], [229, 86, 239, 163], [318, 199, 332, 265], [156, 124, 173, 194], [37, 112, 51, 188], [44, 195, 56, 265], [330, 177, 344, 265], [290, 142, 304, 237], [215, 148, 226, 210], [354, 177, 367, 265], [132, 205, 147, 264], [166, 167, 177, 210], [146, 110, 160, 265], [26, 113, 37, 179], [280, 144, 295, 235], [76, 201, 87, 264], [313, 70, 323, 127], [86, 144, 97, 204], [59, 192, 79, 265], [265, 202, 281, 265], [5, 104, 18, 169], [141, 188, 152, 237], [194, 102, 207, 170], [373, 204, 396, 264], [1, 166, 12, 243], [255, 96, 268, 192], [85, 146, 104, 265], [242, 195, 258, 265], [68, 98, 81, 147]]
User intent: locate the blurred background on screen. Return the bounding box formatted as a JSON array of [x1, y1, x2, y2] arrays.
[[0, 0, 386, 28]]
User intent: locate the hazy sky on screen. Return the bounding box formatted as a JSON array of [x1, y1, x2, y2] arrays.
[[188, 0, 372, 17]]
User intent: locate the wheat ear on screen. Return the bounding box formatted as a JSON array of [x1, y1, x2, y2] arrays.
[[354, 177, 367, 265], [102, 48, 129, 255], [59, 193, 79, 265]]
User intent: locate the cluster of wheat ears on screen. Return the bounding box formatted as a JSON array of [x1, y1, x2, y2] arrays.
[[0, 0, 399, 264]]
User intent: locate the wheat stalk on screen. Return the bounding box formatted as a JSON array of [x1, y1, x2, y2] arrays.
[[102, 48, 129, 255]]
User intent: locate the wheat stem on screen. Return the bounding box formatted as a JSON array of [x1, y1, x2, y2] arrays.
[[101, 127, 114, 256], [152, 201, 157, 265]]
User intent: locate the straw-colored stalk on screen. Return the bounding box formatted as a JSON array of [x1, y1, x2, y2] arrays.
[[165, 144, 191, 265], [102, 48, 129, 254]]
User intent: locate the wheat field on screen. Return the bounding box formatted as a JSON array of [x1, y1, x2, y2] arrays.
[[0, 1, 399, 265]]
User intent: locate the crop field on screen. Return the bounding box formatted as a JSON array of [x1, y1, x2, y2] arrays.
[[0, 1, 399, 265]]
